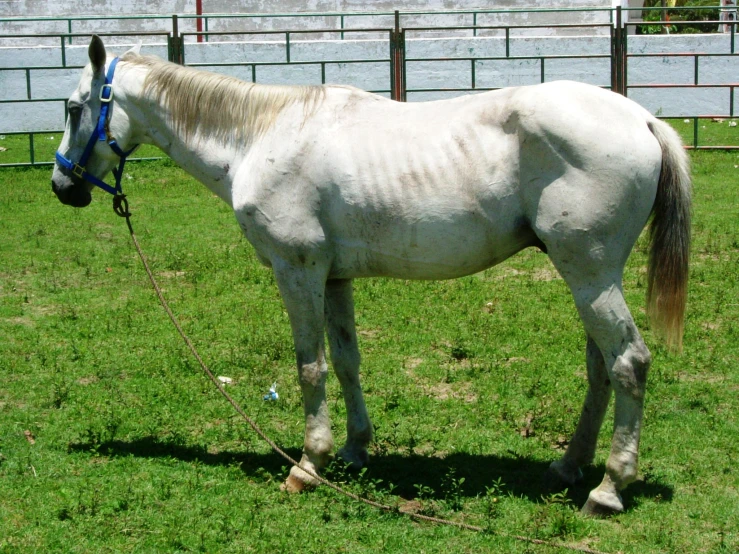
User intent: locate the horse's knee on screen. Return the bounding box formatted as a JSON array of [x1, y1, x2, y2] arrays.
[[298, 360, 328, 389]]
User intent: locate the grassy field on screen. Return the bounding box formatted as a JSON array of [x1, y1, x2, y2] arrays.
[[0, 150, 737, 553]]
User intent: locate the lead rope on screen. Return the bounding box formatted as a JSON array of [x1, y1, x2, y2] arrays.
[[113, 194, 608, 554]]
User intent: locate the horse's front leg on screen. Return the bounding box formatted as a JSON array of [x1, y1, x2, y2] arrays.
[[325, 279, 372, 468], [273, 259, 334, 492]]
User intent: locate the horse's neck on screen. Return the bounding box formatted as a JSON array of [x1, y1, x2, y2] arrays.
[[122, 66, 239, 205]]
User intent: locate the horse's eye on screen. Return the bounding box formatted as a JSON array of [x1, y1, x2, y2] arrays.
[[68, 104, 83, 117]]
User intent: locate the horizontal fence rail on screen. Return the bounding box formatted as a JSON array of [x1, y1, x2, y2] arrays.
[[0, 6, 737, 168]]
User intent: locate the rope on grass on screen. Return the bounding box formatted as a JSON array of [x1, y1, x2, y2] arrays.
[[114, 194, 609, 554]]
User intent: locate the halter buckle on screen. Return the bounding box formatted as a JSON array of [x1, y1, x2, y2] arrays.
[[72, 163, 85, 178], [99, 84, 113, 103]]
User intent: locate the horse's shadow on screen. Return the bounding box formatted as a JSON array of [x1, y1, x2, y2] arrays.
[[67, 437, 672, 509]]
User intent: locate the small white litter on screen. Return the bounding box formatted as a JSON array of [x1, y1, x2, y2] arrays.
[[217, 376, 233, 385], [729, 121, 737, 127], [263, 382, 278, 401]]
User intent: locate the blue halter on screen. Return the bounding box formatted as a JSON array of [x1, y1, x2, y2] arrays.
[[55, 57, 138, 196]]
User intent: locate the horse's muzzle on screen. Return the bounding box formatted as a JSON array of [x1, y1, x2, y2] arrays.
[[51, 178, 92, 207]]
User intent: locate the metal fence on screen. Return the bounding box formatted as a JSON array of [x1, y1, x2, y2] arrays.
[[0, 6, 737, 168], [622, 7, 737, 149]]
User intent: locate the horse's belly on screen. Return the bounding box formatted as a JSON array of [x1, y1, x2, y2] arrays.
[[326, 209, 528, 280]]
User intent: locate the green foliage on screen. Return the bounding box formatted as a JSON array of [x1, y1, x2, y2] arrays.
[[638, 1, 723, 35], [0, 149, 738, 552]]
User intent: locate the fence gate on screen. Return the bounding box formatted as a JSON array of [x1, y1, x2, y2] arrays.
[[0, 6, 737, 168]]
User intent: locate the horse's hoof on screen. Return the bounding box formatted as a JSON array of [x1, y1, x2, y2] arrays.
[[337, 446, 369, 470], [280, 465, 320, 493], [581, 489, 624, 517], [280, 474, 307, 493], [547, 459, 583, 487]]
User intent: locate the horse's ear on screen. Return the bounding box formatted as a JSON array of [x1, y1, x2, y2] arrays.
[[123, 41, 142, 57], [88, 35, 106, 75]]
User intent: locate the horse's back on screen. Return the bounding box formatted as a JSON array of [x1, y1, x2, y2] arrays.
[[235, 82, 662, 280]]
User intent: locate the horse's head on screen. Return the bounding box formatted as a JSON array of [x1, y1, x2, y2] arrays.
[[51, 35, 136, 207]]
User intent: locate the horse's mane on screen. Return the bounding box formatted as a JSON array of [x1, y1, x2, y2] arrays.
[[120, 52, 326, 146]]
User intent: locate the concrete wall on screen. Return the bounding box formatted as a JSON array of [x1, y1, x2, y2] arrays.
[[1, 0, 611, 18], [1, 1, 615, 46], [1, 33, 737, 133]]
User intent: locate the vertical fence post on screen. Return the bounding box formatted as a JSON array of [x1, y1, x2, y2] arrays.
[[613, 6, 622, 95], [196, 0, 203, 43], [612, 6, 627, 96], [621, 14, 628, 96], [172, 14, 183, 64], [390, 11, 406, 102], [401, 29, 406, 101], [611, 13, 618, 93], [389, 29, 396, 100]]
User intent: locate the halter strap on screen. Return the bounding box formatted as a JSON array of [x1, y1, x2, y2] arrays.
[[55, 57, 138, 196]]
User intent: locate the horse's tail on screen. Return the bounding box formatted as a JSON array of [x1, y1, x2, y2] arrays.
[[646, 118, 692, 351]]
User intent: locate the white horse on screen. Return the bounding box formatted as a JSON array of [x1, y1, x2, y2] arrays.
[[52, 36, 691, 515]]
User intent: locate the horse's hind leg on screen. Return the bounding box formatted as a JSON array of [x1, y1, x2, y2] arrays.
[[549, 336, 612, 485], [272, 260, 334, 492], [325, 279, 372, 468], [563, 279, 651, 515]]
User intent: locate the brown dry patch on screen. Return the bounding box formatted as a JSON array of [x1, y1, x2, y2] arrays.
[[532, 268, 561, 281], [203, 419, 226, 430], [4, 316, 34, 327], [397, 499, 423, 514], [24, 430, 36, 444], [27, 304, 59, 318], [159, 270, 186, 278], [77, 376, 99, 386], [696, 252, 735, 262], [701, 321, 721, 331], [676, 373, 727, 384], [403, 357, 424, 370], [358, 328, 380, 339], [482, 301, 496, 313], [88, 456, 109, 465], [492, 267, 524, 281], [519, 413, 535, 438], [442, 357, 473, 370], [427, 381, 477, 403]]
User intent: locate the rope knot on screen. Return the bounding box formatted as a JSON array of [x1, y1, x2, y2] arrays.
[[113, 194, 131, 218]]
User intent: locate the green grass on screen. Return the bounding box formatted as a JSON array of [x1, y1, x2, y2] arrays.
[[1, 151, 737, 553], [667, 118, 739, 149], [0, 133, 161, 166]]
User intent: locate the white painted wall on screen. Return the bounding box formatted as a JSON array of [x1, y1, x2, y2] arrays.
[[0, 33, 736, 134], [1, 1, 616, 47]]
